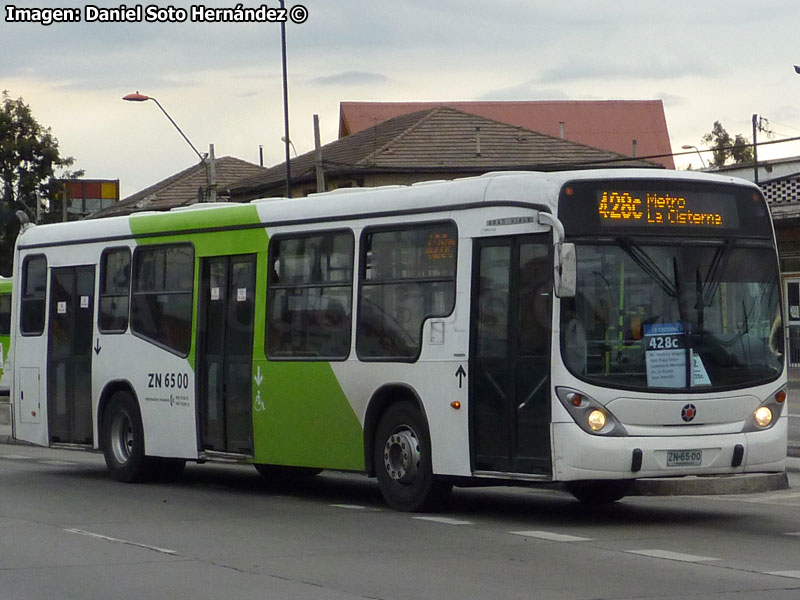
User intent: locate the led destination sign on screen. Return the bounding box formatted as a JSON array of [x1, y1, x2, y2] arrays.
[[596, 190, 739, 229]]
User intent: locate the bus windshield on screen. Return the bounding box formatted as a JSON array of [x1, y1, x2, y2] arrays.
[[560, 240, 783, 392]]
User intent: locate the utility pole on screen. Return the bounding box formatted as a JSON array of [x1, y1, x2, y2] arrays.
[[752, 114, 759, 184], [314, 114, 325, 193]]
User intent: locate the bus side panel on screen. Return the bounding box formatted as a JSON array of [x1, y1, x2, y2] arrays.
[[94, 334, 199, 459], [252, 358, 365, 470], [12, 257, 48, 447]]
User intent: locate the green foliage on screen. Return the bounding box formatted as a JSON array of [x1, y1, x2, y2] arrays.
[[700, 121, 754, 168], [0, 91, 82, 275]]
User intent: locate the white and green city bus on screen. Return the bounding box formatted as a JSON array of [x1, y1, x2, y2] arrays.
[[0, 276, 12, 396], [9, 170, 787, 510]]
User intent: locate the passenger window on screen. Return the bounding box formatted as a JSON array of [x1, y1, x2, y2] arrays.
[[131, 245, 194, 355], [0, 294, 10, 336], [99, 247, 131, 333], [266, 231, 354, 360], [357, 222, 457, 360], [21, 255, 47, 336]]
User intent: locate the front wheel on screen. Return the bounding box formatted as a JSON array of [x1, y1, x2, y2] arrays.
[[374, 402, 451, 512], [102, 391, 148, 483], [566, 480, 632, 504]]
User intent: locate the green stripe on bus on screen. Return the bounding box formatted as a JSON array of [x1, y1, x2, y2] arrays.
[[130, 207, 364, 470]]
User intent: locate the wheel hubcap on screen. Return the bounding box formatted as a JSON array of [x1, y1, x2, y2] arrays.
[[383, 427, 420, 484], [110, 411, 133, 465]]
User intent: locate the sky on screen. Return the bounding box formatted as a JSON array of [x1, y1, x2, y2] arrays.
[[3, 0, 800, 198]]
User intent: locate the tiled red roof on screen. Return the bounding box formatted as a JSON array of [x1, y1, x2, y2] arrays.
[[339, 100, 674, 169], [229, 107, 658, 200], [88, 156, 266, 218]]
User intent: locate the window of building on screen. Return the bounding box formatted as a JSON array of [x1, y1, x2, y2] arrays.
[[357, 222, 457, 360], [99, 247, 131, 333], [267, 231, 354, 359], [21, 255, 47, 336], [131, 244, 194, 355]]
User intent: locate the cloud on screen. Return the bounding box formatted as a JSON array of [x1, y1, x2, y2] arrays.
[[478, 81, 571, 101], [538, 57, 720, 84], [310, 71, 389, 86], [656, 93, 686, 108]]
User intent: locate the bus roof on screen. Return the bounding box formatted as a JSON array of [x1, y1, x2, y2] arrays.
[[15, 169, 761, 250]]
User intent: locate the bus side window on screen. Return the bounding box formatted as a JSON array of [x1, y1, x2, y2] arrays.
[[131, 244, 194, 356], [99, 247, 131, 333], [266, 230, 354, 360], [21, 255, 47, 336], [356, 222, 457, 361], [0, 293, 10, 336]]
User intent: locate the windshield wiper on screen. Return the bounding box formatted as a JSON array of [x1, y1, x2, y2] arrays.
[[616, 237, 678, 298]]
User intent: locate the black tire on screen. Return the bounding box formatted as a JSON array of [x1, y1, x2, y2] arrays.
[[254, 464, 322, 481], [566, 480, 632, 504], [374, 402, 451, 512], [149, 458, 187, 481], [102, 391, 148, 483]]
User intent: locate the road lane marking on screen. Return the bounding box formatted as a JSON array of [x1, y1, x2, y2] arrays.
[[510, 531, 592, 542], [64, 528, 178, 555], [1, 454, 34, 459], [41, 460, 78, 466], [766, 571, 800, 579], [626, 549, 719, 563], [330, 504, 368, 510], [413, 516, 473, 526]]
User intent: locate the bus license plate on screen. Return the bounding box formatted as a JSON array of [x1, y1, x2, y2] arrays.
[[667, 450, 702, 467]]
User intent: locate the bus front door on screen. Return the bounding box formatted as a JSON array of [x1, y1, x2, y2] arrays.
[[197, 255, 256, 455], [47, 266, 95, 444], [471, 235, 552, 475]]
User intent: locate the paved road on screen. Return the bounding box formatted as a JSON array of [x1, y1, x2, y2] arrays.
[[2, 444, 800, 600]]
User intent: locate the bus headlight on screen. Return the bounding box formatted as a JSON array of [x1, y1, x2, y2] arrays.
[[556, 387, 628, 437], [754, 406, 773, 428], [588, 410, 607, 431], [742, 387, 785, 432]]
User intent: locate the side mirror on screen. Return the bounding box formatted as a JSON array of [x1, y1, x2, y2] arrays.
[[555, 242, 576, 298]]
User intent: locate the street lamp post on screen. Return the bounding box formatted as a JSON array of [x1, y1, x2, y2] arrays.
[[122, 91, 216, 202], [279, 0, 291, 198], [681, 144, 707, 169]]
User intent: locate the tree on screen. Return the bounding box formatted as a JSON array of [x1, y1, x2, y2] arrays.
[[0, 91, 82, 275], [700, 121, 754, 168]]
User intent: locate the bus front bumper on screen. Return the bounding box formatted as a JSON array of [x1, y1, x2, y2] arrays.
[[552, 418, 788, 481]]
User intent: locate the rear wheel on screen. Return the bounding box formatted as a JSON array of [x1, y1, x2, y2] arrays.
[[102, 391, 148, 483], [566, 480, 632, 504], [374, 402, 451, 512]]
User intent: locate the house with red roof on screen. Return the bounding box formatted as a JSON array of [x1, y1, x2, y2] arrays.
[[338, 100, 674, 169]]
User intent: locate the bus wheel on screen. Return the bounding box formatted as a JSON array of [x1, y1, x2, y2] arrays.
[[566, 480, 632, 504], [102, 391, 147, 483], [374, 402, 451, 512]]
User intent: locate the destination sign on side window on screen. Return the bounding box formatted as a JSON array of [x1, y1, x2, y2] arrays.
[[596, 190, 740, 229]]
